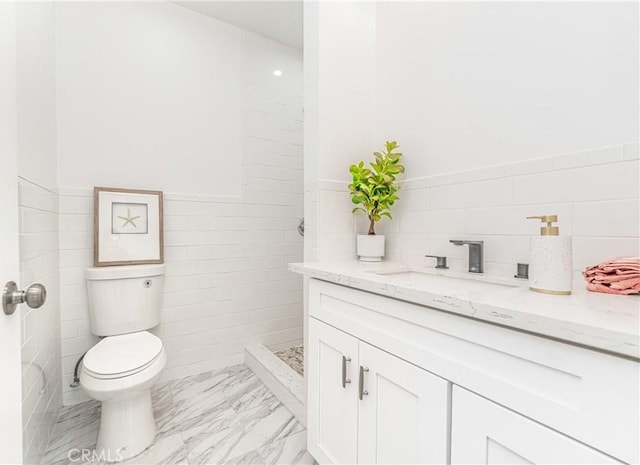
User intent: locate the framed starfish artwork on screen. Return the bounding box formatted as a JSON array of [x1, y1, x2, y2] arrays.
[[94, 187, 164, 266]]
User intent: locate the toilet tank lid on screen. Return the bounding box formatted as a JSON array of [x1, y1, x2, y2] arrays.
[[86, 264, 165, 280]]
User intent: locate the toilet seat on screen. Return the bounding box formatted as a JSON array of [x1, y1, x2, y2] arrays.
[[83, 331, 163, 380]]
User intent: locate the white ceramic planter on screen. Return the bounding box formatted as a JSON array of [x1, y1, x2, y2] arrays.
[[356, 235, 385, 262]]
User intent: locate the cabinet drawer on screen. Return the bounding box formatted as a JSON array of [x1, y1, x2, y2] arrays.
[[310, 279, 639, 463]]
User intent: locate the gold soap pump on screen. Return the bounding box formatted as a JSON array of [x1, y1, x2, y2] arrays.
[[526, 214, 572, 295], [526, 215, 559, 236]]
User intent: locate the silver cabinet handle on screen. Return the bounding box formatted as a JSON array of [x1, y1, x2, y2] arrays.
[[3, 281, 47, 315], [342, 355, 351, 388], [359, 366, 369, 400]]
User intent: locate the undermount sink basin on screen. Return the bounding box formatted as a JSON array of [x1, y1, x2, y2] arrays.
[[372, 270, 518, 294]]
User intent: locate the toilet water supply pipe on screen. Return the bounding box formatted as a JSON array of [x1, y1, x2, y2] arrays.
[[69, 351, 87, 388], [70, 336, 105, 388]]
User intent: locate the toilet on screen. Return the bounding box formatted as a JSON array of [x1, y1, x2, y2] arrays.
[[80, 264, 167, 462]]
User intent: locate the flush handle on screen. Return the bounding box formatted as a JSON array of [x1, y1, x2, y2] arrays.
[[3, 281, 47, 315]]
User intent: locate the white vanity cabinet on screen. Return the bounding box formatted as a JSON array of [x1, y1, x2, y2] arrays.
[[307, 278, 638, 465], [308, 318, 449, 465]]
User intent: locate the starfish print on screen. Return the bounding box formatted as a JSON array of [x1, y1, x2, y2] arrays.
[[117, 209, 141, 228]]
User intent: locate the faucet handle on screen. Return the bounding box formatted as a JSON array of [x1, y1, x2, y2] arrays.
[[425, 255, 449, 269]]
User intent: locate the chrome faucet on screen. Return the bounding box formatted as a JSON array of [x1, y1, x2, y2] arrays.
[[450, 240, 484, 273]]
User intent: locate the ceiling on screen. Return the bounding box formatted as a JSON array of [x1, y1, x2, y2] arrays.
[[174, 1, 303, 49]]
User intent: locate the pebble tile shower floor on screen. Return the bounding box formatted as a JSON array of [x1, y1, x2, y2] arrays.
[[42, 365, 313, 465], [272, 346, 303, 377]]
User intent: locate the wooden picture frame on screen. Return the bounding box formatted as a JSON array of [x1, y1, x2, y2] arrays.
[[94, 187, 164, 266]]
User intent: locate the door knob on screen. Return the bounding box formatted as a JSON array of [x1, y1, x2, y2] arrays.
[[3, 281, 47, 315]]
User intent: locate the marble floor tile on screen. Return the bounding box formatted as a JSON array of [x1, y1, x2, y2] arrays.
[[183, 401, 302, 465], [41, 401, 101, 465], [223, 450, 265, 465], [223, 403, 303, 459], [184, 427, 248, 465], [120, 432, 188, 465], [258, 431, 314, 465], [226, 379, 279, 414], [42, 364, 311, 465]]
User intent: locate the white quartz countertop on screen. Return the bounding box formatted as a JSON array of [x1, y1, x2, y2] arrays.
[[289, 261, 640, 359]]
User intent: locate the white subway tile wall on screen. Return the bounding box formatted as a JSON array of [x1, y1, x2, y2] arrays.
[[311, 144, 640, 279], [58, 32, 303, 406], [19, 179, 62, 465]]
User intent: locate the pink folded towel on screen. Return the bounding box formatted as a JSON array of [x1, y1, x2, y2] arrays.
[[592, 273, 640, 284], [610, 277, 640, 290], [586, 281, 640, 295], [583, 257, 640, 295]]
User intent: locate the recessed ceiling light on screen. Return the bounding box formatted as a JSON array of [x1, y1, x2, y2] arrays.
[[272, 70, 283, 77]]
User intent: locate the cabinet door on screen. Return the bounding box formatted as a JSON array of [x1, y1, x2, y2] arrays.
[[308, 317, 359, 464], [451, 387, 624, 464], [358, 342, 450, 465]]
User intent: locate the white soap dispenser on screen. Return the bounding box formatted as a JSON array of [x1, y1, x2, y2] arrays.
[[526, 215, 572, 295]]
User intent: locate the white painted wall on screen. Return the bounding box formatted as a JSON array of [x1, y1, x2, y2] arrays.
[[17, 2, 57, 189], [55, 1, 243, 196], [375, 2, 639, 177], [304, 1, 378, 185], [304, 1, 377, 184], [56, 3, 303, 405], [175, 1, 303, 49], [15, 3, 61, 463], [317, 1, 376, 183], [304, 1, 377, 262]]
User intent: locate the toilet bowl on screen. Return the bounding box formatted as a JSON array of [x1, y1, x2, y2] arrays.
[[81, 331, 166, 461]]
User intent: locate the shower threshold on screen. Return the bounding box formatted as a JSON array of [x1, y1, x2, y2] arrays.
[[245, 343, 305, 427]]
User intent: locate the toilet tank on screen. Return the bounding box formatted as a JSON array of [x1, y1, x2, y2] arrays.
[[85, 264, 165, 336]]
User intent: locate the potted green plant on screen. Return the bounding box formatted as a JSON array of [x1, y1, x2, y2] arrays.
[[349, 141, 404, 261]]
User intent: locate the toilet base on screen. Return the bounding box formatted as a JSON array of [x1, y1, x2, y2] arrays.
[[96, 391, 157, 462]]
